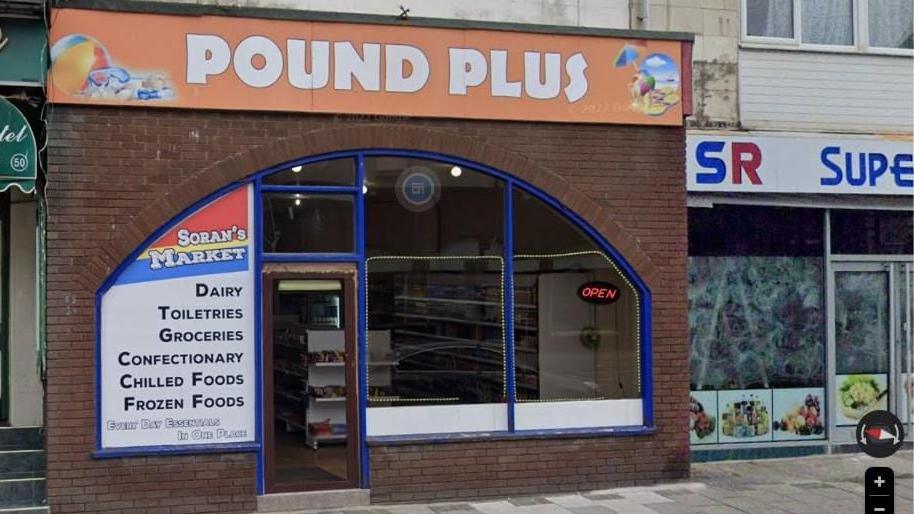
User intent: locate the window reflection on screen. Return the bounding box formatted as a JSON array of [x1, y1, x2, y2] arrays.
[[367, 257, 505, 406], [262, 194, 354, 253]]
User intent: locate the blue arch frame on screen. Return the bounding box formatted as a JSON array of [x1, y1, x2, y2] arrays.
[[93, 149, 654, 494]]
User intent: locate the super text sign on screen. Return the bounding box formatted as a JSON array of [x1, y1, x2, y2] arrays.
[[687, 134, 913, 195]]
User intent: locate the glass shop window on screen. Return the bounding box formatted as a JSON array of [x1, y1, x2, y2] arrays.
[[364, 157, 504, 257], [262, 194, 354, 253], [365, 158, 506, 407], [830, 210, 914, 255], [513, 189, 640, 402], [688, 206, 826, 392], [366, 257, 505, 406], [688, 206, 826, 445], [263, 158, 355, 186], [357, 155, 646, 433]]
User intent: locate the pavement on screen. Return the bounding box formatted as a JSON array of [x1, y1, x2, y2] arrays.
[[291, 451, 914, 514]]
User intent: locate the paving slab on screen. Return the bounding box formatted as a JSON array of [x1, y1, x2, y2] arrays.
[[469, 501, 519, 514], [564, 506, 615, 514], [270, 450, 912, 514], [385, 507, 438, 514], [593, 500, 661, 514], [543, 495, 596, 509]]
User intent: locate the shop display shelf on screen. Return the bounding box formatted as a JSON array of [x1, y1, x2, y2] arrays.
[[275, 365, 308, 378], [306, 433, 346, 449], [311, 361, 345, 367], [306, 330, 347, 449], [394, 312, 534, 329], [395, 295, 537, 309], [276, 390, 309, 404], [311, 396, 346, 403], [276, 414, 308, 432], [275, 340, 307, 351], [392, 340, 505, 355], [395, 329, 501, 347]]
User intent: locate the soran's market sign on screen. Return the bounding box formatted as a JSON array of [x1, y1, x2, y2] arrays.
[[48, 8, 688, 125], [99, 186, 255, 452]]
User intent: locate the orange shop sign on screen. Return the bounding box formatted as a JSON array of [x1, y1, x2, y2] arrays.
[[49, 8, 690, 125]]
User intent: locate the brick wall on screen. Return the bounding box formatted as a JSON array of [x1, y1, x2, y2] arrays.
[[46, 105, 688, 512], [370, 435, 684, 503]]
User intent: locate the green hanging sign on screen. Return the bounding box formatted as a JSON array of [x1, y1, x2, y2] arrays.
[[0, 97, 36, 193]]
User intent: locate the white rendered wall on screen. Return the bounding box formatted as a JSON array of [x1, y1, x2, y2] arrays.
[[146, 0, 630, 28]]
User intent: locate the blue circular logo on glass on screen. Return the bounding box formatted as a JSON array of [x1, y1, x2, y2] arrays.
[[401, 172, 435, 206], [395, 166, 440, 212]]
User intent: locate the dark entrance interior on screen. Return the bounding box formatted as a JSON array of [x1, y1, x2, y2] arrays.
[[263, 268, 359, 492]]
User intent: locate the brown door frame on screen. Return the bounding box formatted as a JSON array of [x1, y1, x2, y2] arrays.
[[263, 264, 360, 493]]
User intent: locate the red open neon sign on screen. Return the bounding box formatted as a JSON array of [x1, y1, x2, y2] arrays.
[[577, 281, 621, 304]]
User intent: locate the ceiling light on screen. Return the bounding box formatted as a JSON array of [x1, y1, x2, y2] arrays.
[[450, 166, 462, 177], [294, 198, 301, 206], [362, 184, 368, 194], [278, 280, 342, 292], [292, 165, 303, 173]]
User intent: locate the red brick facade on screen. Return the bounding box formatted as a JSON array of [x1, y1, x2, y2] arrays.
[[46, 105, 689, 512]]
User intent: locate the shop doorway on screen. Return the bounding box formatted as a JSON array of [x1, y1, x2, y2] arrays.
[[263, 266, 360, 492], [830, 260, 914, 443]]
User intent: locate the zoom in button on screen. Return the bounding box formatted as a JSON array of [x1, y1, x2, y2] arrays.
[[865, 466, 894, 514]]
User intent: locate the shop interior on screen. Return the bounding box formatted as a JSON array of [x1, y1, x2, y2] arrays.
[[270, 279, 350, 488]]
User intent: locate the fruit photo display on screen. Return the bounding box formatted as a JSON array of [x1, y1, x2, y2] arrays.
[[771, 388, 826, 441], [689, 391, 718, 445]]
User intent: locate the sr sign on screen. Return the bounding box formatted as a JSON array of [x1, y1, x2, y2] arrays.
[[687, 134, 913, 195]]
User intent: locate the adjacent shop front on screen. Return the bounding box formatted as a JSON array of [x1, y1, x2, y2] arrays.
[[0, 0, 45, 430], [686, 131, 913, 457], [47, 4, 693, 512]]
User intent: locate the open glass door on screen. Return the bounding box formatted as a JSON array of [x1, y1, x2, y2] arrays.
[[263, 269, 359, 492]]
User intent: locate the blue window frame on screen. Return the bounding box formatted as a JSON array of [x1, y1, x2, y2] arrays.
[[95, 149, 653, 494]]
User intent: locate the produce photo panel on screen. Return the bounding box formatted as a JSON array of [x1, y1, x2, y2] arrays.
[[835, 374, 888, 426], [689, 390, 719, 445], [717, 389, 773, 443], [772, 388, 826, 441]]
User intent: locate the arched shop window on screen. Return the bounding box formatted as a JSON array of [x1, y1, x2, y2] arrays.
[[265, 154, 647, 434], [357, 155, 643, 434], [512, 189, 641, 404], [97, 151, 650, 452]]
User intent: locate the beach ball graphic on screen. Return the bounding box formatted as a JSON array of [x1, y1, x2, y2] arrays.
[[635, 73, 656, 96], [50, 34, 111, 95]]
